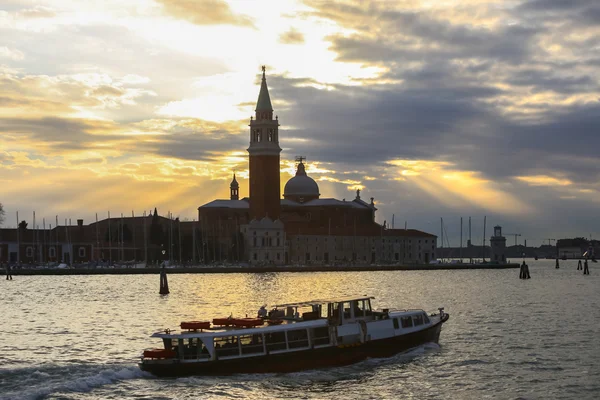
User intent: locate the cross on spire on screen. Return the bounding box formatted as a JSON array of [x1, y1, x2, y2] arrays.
[[295, 156, 306, 164]]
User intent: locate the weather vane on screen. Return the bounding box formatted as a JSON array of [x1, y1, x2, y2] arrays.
[[262, 65, 266, 73]]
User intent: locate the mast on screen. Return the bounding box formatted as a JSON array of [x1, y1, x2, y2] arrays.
[[460, 217, 463, 262], [440, 217, 443, 262], [69, 218, 72, 263], [33, 211, 36, 264], [55, 215, 58, 262], [120, 213, 124, 262], [108, 211, 112, 265], [482, 216, 486, 262], [42, 217, 46, 264], [178, 216, 182, 265], [469, 216, 472, 264], [143, 210, 148, 267], [132, 210, 136, 262], [95, 213, 99, 262], [16, 211, 19, 265]]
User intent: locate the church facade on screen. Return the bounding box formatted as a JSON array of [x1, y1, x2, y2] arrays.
[[198, 68, 437, 265]]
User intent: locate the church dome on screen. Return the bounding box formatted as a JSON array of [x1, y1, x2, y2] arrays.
[[284, 162, 320, 202]]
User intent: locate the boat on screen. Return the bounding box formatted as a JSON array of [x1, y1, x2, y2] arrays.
[[138, 296, 449, 376]]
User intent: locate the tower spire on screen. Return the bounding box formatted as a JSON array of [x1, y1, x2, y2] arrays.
[[256, 66, 273, 116], [230, 172, 239, 200]]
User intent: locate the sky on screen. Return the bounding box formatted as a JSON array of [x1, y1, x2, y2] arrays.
[[0, 0, 599, 247]]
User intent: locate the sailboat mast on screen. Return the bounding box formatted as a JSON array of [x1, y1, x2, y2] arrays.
[[460, 217, 463, 262], [482, 216, 486, 262]]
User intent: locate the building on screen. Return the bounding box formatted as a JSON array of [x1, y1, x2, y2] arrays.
[[0, 210, 198, 265], [490, 225, 507, 263], [0, 68, 438, 267], [198, 67, 437, 265]]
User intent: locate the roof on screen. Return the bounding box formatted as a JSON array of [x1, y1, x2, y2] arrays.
[[281, 198, 372, 208], [199, 199, 250, 209], [273, 296, 375, 308], [256, 69, 273, 111]]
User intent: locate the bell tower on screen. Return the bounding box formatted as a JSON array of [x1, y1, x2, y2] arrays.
[[230, 173, 239, 200], [248, 66, 281, 219]]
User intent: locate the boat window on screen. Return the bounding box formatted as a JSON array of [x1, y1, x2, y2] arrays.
[[311, 327, 330, 346], [401, 316, 413, 328], [288, 329, 309, 349], [265, 331, 287, 352], [214, 336, 239, 357], [239, 334, 264, 355], [163, 338, 178, 352], [413, 314, 424, 326], [343, 302, 352, 319], [393, 318, 399, 329], [423, 313, 430, 324], [353, 300, 365, 317], [182, 338, 208, 359]]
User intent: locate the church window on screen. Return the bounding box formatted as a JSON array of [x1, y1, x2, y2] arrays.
[[277, 253, 280, 260], [277, 238, 280, 246], [49, 247, 56, 258], [26, 246, 33, 257], [253, 238, 256, 247], [79, 247, 86, 257], [261, 237, 265, 246], [253, 253, 257, 260]]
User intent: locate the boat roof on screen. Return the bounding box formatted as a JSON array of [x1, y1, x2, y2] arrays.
[[273, 295, 375, 308], [152, 318, 328, 339]]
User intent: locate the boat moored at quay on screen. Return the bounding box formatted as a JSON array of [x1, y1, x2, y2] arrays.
[[139, 296, 449, 377]]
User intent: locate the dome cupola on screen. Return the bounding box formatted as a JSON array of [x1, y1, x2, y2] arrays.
[[283, 158, 320, 203]]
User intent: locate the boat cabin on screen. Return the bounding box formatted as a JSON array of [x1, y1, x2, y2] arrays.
[[143, 296, 435, 364]]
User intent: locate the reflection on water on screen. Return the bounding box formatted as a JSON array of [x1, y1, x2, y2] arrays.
[[1, 260, 599, 399]]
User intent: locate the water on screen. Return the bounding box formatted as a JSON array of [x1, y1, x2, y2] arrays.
[[1, 260, 598, 399]]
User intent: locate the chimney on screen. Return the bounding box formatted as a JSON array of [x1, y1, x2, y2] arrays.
[[77, 219, 83, 227]]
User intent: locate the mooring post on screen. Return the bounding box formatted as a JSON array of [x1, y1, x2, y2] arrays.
[[159, 265, 170, 294], [519, 261, 530, 279], [583, 259, 590, 275]]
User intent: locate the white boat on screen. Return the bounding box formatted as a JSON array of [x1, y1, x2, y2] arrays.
[[139, 296, 449, 376]]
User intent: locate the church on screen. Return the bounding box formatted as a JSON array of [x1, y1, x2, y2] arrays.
[[198, 68, 437, 265]]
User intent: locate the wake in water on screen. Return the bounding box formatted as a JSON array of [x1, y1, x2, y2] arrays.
[[0, 364, 152, 400]]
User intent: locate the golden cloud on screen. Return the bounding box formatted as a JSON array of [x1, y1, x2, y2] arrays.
[[156, 0, 255, 27]]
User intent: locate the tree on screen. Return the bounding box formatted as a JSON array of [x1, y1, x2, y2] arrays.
[[0, 202, 4, 227]]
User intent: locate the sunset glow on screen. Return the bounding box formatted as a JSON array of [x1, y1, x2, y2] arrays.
[[1, 0, 599, 240]]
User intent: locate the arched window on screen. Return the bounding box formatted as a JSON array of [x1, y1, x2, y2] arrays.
[[79, 247, 86, 257]]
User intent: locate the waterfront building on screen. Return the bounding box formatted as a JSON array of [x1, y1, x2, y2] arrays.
[[490, 225, 507, 263], [198, 68, 437, 265]]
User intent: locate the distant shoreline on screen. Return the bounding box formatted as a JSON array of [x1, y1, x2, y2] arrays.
[[5, 263, 520, 275]]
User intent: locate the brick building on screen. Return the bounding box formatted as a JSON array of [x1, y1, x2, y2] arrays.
[[198, 68, 437, 265]]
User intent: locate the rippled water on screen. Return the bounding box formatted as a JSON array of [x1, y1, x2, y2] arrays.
[[1, 260, 599, 399]]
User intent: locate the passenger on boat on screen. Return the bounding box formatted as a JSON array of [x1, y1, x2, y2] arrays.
[[257, 305, 267, 318], [268, 308, 285, 319]]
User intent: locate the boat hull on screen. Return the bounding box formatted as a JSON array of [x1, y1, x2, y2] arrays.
[[139, 317, 447, 377]]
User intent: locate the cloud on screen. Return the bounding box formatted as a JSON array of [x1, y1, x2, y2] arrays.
[[0, 46, 24, 60], [279, 28, 305, 44], [156, 0, 255, 27]]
